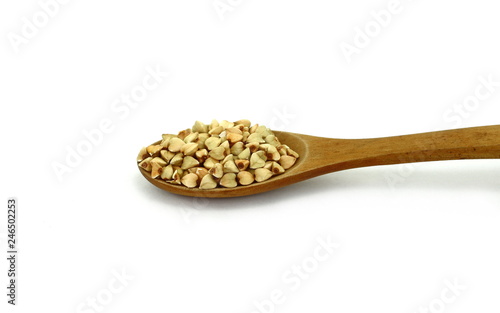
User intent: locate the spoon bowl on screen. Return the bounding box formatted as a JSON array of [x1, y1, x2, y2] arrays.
[[138, 131, 309, 198], [138, 125, 500, 198]]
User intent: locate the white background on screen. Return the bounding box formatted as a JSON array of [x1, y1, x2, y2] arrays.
[[1, 0, 499, 312]]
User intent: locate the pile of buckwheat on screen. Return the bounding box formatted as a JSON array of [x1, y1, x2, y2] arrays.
[[137, 119, 299, 189]]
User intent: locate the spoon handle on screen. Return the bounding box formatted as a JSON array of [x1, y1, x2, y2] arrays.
[[320, 125, 500, 172]]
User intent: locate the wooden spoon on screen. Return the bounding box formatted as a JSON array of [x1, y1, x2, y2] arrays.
[[138, 125, 500, 198]]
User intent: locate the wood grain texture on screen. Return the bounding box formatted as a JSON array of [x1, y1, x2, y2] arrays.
[[138, 125, 500, 198]]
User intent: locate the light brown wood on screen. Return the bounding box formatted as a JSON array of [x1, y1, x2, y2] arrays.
[[138, 125, 500, 198]]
